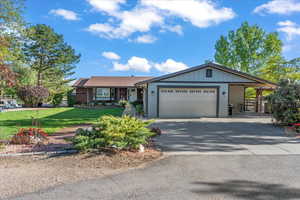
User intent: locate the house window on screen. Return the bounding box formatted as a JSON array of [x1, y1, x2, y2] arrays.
[[206, 69, 213, 78], [96, 88, 110, 100]]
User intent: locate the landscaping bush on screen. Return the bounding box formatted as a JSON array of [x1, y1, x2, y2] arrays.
[[10, 128, 48, 145], [118, 100, 128, 108], [52, 93, 64, 107], [130, 100, 144, 115], [267, 79, 300, 124], [73, 115, 154, 151], [135, 104, 144, 115], [131, 100, 143, 107], [67, 90, 76, 107], [17, 86, 49, 107], [150, 127, 162, 136]]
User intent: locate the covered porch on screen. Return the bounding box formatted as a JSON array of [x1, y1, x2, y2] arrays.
[[86, 87, 144, 104], [228, 82, 277, 115]]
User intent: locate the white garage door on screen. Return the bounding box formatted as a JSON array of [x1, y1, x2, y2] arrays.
[[159, 87, 218, 118]]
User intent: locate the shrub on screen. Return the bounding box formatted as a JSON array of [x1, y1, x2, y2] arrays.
[[11, 128, 48, 145], [73, 116, 154, 151], [17, 86, 49, 107], [119, 100, 128, 108], [131, 100, 142, 107], [67, 90, 76, 107], [135, 104, 144, 115], [267, 80, 300, 124], [150, 127, 162, 136], [52, 93, 64, 107]]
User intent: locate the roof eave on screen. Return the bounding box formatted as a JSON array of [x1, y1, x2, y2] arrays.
[[135, 62, 278, 87]]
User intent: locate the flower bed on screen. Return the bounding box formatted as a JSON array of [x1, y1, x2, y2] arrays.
[[284, 123, 300, 137], [10, 128, 48, 145]]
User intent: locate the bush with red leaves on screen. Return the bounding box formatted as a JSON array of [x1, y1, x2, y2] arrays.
[[10, 128, 48, 145], [17, 86, 49, 107]]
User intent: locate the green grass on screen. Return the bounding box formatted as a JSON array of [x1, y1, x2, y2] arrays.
[[0, 107, 124, 140]]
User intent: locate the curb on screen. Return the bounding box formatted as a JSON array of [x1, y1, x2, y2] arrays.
[[0, 149, 78, 157]]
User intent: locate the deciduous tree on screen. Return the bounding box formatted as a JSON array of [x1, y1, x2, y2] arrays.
[[214, 21, 300, 83], [0, 0, 25, 94], [214, 22, 282, 74]]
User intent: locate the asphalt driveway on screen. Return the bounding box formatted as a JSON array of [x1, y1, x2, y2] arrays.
[[6, 114, 300, 200], [152, 114, 300, 155], [8, 155, 300, 200]]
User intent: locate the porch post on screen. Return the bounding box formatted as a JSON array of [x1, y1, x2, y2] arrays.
[[86, 88, 89, 105], [92, 88, 95, 101], [255, 88, 263, 113]]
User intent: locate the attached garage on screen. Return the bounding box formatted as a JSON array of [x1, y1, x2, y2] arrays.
[[158, 87, 218, 118], [136, 62, 277, 118]]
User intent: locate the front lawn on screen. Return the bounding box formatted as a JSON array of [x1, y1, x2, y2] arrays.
[[0, 107, 124, 140]]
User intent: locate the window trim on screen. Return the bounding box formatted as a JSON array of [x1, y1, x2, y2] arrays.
[[206, 69, 213, 78], [95, 88, 111, 100]]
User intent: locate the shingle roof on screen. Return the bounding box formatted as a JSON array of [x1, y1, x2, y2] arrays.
[[72, 78, 89, 87], [73, 76, 153, 88]]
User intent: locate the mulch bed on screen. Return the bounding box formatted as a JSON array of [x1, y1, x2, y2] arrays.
[[0, 125, 91, 155], [0, 148, 162, 199]]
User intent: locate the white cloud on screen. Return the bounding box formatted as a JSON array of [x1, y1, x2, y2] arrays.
[[50, 9, 79, 21], [86, 0, 125, 14], [155, 59, 188, 73], [86, 8, 163, 39], [114, 8, 163, 37], [278, 20, 297, 27], [254, 0, 300, 15], [162, 25, 183, 35], [87, 23, 114, 33], [142, 0, 235, 28], [277, 20, 300, 40], [112, 56, 188, 73], [134, 34, 157, 43], [113, 56, 152, 72], [102, 51, 120, 60], [86, 0, 235, 40]]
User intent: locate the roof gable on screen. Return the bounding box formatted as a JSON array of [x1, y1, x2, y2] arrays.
[[163, 66, 255, 83], [136, 63, 277, 87]]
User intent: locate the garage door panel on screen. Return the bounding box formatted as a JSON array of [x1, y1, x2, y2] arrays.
[[159, 88, 217, 118]]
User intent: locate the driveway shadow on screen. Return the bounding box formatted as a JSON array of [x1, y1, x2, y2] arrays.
[[191, 180, 300, 200], [152, 119, 299, 152]]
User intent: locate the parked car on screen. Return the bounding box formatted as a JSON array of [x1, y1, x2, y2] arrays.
[[0, 99, 22, 109], [0, 101, 5, 110]]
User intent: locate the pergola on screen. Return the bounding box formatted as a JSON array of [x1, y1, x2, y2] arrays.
[[255, 87, 277, 113], [229, 82, 277, 113]]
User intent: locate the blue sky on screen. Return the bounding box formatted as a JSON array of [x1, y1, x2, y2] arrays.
[[24, 0, 300, 79]]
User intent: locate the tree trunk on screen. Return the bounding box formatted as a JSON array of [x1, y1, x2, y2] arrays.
[[37, 71, 42, 86]]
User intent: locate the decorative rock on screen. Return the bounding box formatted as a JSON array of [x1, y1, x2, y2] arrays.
[[139, 144, 145, 153]]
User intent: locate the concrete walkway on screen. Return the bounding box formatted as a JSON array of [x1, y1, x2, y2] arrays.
[[152, 115, 300, 155]]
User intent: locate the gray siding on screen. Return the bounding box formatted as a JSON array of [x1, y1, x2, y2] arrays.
[[163, 67, 255, 83], [147, 82, 229, 118], [229, 85, 245, 114]]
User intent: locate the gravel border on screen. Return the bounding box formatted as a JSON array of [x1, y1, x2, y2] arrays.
[[0, 149, 78, 157]]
